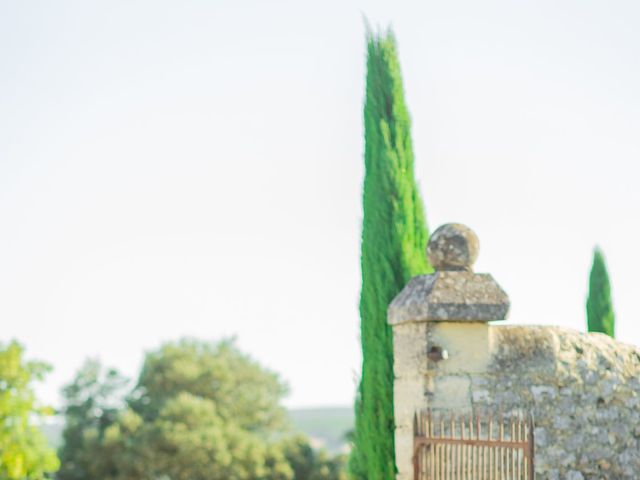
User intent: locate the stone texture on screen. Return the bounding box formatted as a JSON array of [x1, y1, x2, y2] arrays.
[[392, 321, 429, 377], [388, 271, 510, 324], [430, 375, 471, 409], [391, 322, 429, 476], [390, 224, 640, 479], [393, 376, 427, 429], [393, 324, 640, 479], [394, 426, 415, 480], [389, 223, 509, 324], [472, 326, 640, 479], [429, 322, 492, 374], [427, 223, 479, 271]]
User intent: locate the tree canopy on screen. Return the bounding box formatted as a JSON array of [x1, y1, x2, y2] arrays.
[[129, 339, 288, 432], [56, 359, 129, 480], [0, 341, 60, 479], [58, 339, 346, 480]]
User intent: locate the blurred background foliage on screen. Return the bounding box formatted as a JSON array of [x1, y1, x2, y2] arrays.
[[0, 341, 59, 479], [55, 339, 347, 480]]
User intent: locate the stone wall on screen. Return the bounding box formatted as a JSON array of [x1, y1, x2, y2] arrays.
[[388, 223, 640, 479], [393, 322, 640, 479], [477, 325, 640, 479]]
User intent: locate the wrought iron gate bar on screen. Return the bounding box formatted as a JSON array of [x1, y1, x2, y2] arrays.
[[413, 410, 535, 480], [415, 437, 529, 449]]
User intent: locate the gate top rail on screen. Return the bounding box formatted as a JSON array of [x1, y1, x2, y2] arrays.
[[415, 409, 534, 445]]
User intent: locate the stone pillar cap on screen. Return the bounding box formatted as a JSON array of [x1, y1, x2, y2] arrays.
[[388, 223, 510, 325]]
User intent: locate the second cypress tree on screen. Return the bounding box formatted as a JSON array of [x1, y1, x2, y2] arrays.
[[587, 247, 615, 338], [350, 30, 432, 480]]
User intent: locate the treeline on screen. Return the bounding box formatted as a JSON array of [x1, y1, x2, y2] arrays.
[[57, 338, 347, 480], [0, 339, 347, 480]]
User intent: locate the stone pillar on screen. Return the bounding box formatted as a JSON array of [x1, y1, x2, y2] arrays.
[[387, 223, 510, 480]]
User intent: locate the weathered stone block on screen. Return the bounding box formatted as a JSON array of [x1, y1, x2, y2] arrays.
[[430, 375, 471, 410], [394, 425, 414, 480], [393, 376, 426, 429], [393, 321, 428, 377], [388, 272, 510, 324], [429, 322, 491, 374]]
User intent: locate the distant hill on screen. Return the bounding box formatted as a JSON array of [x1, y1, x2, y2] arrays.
[[40, 406, 354, 455], [288, 406, 353, 453]]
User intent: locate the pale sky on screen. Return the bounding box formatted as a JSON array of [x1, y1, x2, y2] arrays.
[[1, 0, 639, 408]]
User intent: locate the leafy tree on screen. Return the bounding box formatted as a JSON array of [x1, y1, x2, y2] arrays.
[[350, 30, 432, 480], [281, 436, 347, 480], [105, 393, 293, 480], [587, 247, 615, 337], [129, 338, 288, 433], [0, 341, 59, 479], [58, 339, 345, 480], [57, 359, 129, 480]]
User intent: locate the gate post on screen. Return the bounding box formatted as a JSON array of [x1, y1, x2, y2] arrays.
[[388, 223, 510, 480]]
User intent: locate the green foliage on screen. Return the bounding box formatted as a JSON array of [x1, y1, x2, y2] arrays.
[[0, 341, 60, 479], [129, 338, 288, 433], [103, 393, 293, 480], [587, 247, 615, 338], [58, 339, 345, 480], [281, 436, 347, 480], [350, 30, 432, 480], [56, 359, 129, 480]]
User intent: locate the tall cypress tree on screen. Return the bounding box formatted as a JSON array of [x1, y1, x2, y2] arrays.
[[587, 247, 615, 338], [350, 30, 432, 480]]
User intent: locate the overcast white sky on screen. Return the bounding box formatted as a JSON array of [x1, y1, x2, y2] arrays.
[[1, 0, 639, 408]]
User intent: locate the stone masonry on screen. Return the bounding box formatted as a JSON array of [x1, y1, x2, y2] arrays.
[[388, 223, 640, 479]]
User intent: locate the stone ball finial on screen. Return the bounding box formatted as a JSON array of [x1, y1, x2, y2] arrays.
[[427, 223, 479, 271]]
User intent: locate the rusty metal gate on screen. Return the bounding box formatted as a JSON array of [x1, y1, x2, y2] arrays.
[[413, 410, 534, 480]]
